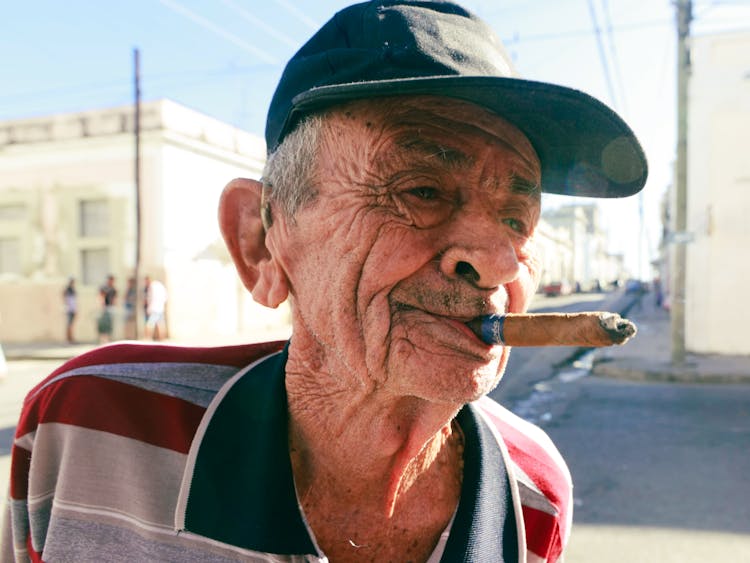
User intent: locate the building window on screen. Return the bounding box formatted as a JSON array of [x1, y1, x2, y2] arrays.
[[0, 238, 21, 274], [81, 248, 110, 286], [79, 199, 109, 238], [0, 204, 26, 222]]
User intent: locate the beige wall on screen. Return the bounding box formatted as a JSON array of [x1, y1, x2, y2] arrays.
[[0, 100, 291, 344], [685, 32, 750, 354], [540, 203, 624, 289], [0, 281, 104, 343], [157, 126, 284, 342], [535, 220, 574, 288], [0, 123, 139, 342]]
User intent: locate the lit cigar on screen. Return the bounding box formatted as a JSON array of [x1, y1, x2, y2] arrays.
[[466, 312, 637, 347]]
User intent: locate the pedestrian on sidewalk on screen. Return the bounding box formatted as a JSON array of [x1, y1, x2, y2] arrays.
[[654, 276, 664, 309], [123, 277, 137, 340], [2, 2, 648, 561], [96, 274, 117, 343], [62, 277, 77, 344], [144, 275, 167, 341]]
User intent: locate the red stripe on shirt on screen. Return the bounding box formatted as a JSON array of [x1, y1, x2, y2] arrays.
[[9, 445, 32, 499], [480, 405, 570, 557], [482, 407, 569, 508], [522, 505, 563, 561], [25, 340, 286, 400], [27, 535, 43, 563], [17, 376, 205, 455]]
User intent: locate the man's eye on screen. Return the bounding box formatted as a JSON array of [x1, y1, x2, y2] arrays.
[[503, 217, 526, 233], [407, 187, 439, 201]]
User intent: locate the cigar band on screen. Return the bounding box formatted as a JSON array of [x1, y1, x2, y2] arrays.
[[482, 314, 506, 345]]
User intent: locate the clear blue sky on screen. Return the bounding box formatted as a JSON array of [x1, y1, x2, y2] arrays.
[[2, 0, 749, 277]]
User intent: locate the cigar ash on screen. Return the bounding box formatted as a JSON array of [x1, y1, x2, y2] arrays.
[[598, 312, 637, 344]]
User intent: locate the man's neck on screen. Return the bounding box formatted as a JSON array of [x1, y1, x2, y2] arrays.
[[284, 347, 465, 561]]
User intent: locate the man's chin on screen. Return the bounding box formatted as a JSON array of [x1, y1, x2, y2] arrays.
[[425, 369, 503, 406], [387, 349, 507, 405]]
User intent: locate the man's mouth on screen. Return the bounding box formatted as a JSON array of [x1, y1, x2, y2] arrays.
[[393, 302, 500, 345]]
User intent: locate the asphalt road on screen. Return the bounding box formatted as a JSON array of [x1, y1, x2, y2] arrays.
[[542, 376, 750, 562]]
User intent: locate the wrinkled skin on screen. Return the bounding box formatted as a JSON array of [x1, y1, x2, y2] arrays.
[[277, 98, 541, 404], [220, 96, 542, 561]]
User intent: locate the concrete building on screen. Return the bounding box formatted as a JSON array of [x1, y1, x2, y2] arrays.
[[0, 100, 290, 344], [535, 218, 574, 292], [541, 203, 623, 291], [679, 30, 750, 354]]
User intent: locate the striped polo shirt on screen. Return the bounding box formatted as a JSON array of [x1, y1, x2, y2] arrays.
[[2, 341, 571, 562]]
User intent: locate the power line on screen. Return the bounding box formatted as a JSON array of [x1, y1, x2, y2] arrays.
[[271, 0, 321, 31], [0, 80, 129, 105], [0, 63, 275, 111], [700, 0, 750, 5], [219, 0, 299, 49], [157, 0, 279, 64], [587, 0, 620, 111], [600, 0, 629, 117], [502, 17, 670, 45]]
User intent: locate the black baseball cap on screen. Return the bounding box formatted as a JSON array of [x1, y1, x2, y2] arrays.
[[266, 0, 648, 198]]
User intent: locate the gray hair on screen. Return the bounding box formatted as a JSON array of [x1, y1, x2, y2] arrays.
[[262, 114, 325, 222]]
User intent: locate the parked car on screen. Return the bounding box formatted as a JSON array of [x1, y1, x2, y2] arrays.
[[625, 279, 648, 294], [542, 281, 572, 297]]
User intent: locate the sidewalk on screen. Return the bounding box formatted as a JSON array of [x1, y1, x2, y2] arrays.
[[1, 340, 98, 362], [0, 327, 293, 363], [592, 292, 750, 384]]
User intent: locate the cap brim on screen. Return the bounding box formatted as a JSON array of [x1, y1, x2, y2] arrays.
[[289, 75, 647, 198]]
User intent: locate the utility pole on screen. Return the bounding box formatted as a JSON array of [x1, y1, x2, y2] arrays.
[[672, 0, 691, 365], [133, 48, 143, 340]]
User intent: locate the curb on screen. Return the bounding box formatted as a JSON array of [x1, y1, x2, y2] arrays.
[[591, 361, 750, 385], [1, 344, 97, 362], [589, 294, 750, 384]]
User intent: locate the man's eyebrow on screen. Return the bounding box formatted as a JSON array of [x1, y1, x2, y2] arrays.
[[509, 173, 541, 196], [395, 137, 472, 167], [392, 136, 540, 196]]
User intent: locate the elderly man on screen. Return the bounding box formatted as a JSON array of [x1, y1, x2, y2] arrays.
[[2, 2, 646, 562]]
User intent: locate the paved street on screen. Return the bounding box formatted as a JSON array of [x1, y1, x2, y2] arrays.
[[525, 375, 750, 562]]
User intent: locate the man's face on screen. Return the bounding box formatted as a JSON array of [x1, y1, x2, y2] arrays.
[[273, 97, 542, 405]]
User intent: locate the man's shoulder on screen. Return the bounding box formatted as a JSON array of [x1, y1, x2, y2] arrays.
[[473, 396, 573, 559], [473, 396, 572, 502], [19, 340, 287, 436], [474, 397, 566, 464], [62, 339, 282, 369], [35, 339, 284, 383]]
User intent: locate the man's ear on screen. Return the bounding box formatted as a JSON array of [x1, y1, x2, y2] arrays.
[[218, 178, 289, 307]]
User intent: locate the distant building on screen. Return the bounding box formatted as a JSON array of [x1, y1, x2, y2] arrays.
[[677, 30, 750, 355], [541, 203, 624, 291], [535, 219, 574, 289], [0, 100, 290, 344]]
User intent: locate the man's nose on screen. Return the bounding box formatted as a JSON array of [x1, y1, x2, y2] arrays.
[[438, 216, 520, 289]]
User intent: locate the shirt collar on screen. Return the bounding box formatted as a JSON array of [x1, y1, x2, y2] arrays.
[[179, 344, 317, 555], [178, 344, 516, 559], [445, 405, 518, 561]]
